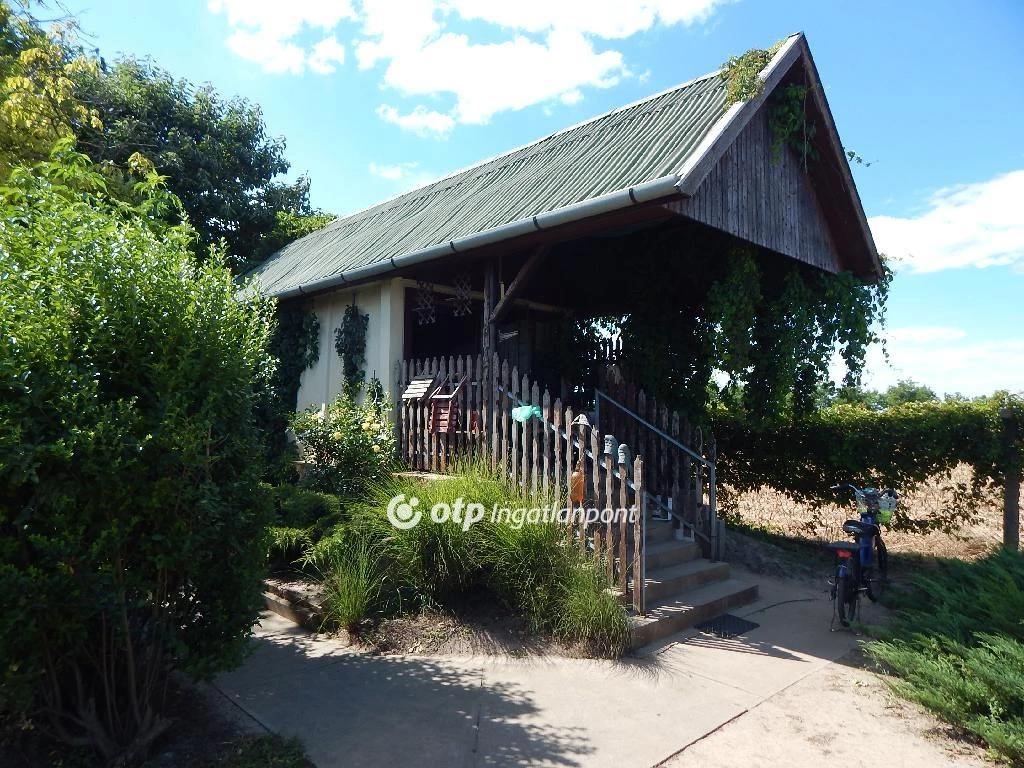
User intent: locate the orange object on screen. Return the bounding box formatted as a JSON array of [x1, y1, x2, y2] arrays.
[[570, 468, 585, 504]]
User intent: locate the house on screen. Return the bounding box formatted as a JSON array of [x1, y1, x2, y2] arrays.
[[248, 33, 880, 640]]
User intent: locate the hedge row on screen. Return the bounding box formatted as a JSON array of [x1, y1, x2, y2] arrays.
[[712, 398, 1023, 533]]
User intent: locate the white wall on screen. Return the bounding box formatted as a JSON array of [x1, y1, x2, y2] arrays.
[[296, 278, 405, 412]]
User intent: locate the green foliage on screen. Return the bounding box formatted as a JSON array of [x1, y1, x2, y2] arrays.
[[274, 485, 341, 529], [0, 1, 101, 176], [317, 537, 388, 630], [865, 550, 1024, 763], [0, 150, 276, 761], [338, 463, 630, 655], [268, 526, 313, 564], [290, 385, 395, 497], [719, 40, 784, 105], [768, 84, 817, 170], [557, 561, 631, 657], [713, 395, 1024, 533], [333, 303, 369, 397], [606, 240, 890, 419], [73, 56, 315, 268], [828, 379, 939, 410], [257, 307, 320, 482], [250, 210, 334, 265]]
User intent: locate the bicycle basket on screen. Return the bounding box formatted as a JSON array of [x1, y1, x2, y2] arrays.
[[876, 493, 897, 525]]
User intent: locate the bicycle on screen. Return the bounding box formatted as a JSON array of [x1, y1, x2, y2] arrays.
[[825, 483, 897, 628]]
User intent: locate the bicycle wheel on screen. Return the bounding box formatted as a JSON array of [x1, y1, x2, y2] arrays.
[[835, 572, 856, 626]]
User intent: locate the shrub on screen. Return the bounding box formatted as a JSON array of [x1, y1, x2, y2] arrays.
[[268, 526, 314, 566], [866, 550, 1024, 763], [290, 382, 395, 497], [274, 484, 342, 529], [0, 153, 275, 763]]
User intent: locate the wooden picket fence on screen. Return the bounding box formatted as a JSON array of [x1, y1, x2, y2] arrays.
[[397, 354, 647, 612]]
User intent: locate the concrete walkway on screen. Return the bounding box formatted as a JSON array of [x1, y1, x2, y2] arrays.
[[213, 572, 974, 767]]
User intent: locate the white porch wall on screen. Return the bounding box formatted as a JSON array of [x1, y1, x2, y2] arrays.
[[296, 278, 405, 413]]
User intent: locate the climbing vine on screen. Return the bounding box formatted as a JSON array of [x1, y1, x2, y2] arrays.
[[565, 228, 891, 424], [720, 41, 818, 172], [334, 302, 369, 396], [258, 305, 320, 480], [768, 84, 817, 170]]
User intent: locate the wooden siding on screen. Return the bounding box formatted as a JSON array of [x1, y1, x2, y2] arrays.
[[667, 105, 842, 274]]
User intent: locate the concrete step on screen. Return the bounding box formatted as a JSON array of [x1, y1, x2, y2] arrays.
[[630, 559, 731, 604], [645, 539, 702, 571], [645, 518, 677, 544], [629, 578, 759, 649]]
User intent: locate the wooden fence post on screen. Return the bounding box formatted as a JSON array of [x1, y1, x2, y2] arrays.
[[1001, 407, 1021, 551], [633, 455, 645, 614]]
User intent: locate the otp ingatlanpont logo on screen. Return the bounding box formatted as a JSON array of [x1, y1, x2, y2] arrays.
[[386, 494, 421, 530]]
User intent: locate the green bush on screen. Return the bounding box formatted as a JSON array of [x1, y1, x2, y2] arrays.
[[266, 486, 344, 565], [0, 152, 275, 763], [866, 550, 1024, 763], [290, 383, 395, 497], [274, 485, 342, 528]]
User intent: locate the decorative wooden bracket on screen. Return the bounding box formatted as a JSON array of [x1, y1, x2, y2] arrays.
[[489, 245, 550, 324]]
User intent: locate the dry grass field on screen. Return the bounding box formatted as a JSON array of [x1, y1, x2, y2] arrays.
[[725, 465, 1015, 560]]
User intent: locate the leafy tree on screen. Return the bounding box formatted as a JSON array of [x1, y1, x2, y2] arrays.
[[0, 148, 275, 762], [251, 208, 335, 265], [73, 56, 319, 268], [0, 0, 101, 175], [827, 378, 938, 410], [881, 378, 938, 407]]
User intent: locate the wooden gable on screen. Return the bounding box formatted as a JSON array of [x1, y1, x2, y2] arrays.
[[667, 105, 842, 273]]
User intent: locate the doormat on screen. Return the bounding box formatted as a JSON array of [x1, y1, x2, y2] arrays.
[[694, 613, 760, 639]]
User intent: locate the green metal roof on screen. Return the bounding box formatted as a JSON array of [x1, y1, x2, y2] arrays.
[[247, 69, 730, 298]]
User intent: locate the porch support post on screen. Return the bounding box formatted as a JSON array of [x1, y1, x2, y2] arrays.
[[489, 245, 549, 325], [482, 259, 497, 361]]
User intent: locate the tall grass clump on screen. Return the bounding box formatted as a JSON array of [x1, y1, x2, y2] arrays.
[[557, 560, 630, 657], [321, 459, 630, 654], [316, 537, 388, 630], [866, 549, 1024, 763]]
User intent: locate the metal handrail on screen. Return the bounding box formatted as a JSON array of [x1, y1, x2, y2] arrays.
[[594, 387, 720, 561], [595, 389, 713, 468]]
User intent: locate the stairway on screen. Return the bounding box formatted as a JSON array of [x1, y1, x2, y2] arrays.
[[629, 514, 758, 649]]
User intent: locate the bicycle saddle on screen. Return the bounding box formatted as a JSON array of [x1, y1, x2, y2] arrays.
[[842, 519, 878, 536]]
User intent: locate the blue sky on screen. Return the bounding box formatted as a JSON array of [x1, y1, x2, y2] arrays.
[[66, 0, 1024, 397]]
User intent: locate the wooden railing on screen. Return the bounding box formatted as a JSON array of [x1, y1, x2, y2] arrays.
[[397, 354, 647, 612]]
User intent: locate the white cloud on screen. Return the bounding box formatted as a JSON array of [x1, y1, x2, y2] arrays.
[[368, 160, 437, 189], [376, 105, 455, 138], [309, 35, 346, 74], [560, 89, 584, 106], [447, 0, 724, 38], [375, 28, 624, 125], [844, 326, 1024, 398], [224, 29, 306, 74], [208, 0, 355, 74], [208, 0, 725, 132], [869, 170, 1024, 273]]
